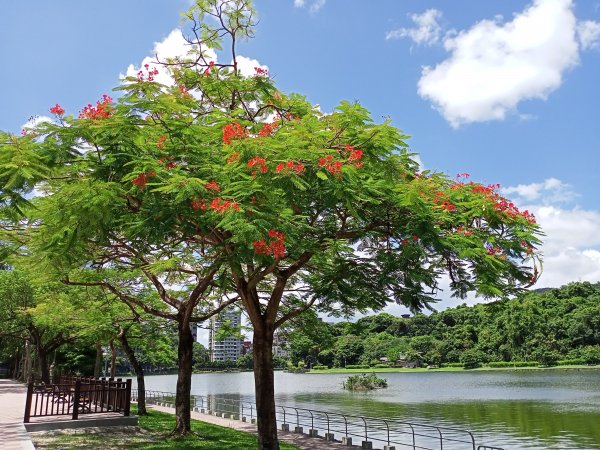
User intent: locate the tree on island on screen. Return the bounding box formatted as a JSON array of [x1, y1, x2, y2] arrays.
[[0, 0, 541, 448]]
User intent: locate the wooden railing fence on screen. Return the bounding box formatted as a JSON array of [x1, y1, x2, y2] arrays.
[[24, 376, 131, 422]]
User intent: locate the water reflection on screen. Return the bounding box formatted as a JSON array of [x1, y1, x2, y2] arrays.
[[138, 369, 600, 449]]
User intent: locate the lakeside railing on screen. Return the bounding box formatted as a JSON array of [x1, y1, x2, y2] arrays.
[[24, 376, 131, 422], [133, 389, 504, 450]]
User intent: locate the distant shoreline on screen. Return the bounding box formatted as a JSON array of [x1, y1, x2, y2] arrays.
[[307, 364, 600, 374]]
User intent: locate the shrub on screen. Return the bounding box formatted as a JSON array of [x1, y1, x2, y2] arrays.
[[487, 361, 538, 368], [373, 364, 390, 368], [345, 364, 370, 370], [343, 372, 388, 390], [557, 359, 585, 366]]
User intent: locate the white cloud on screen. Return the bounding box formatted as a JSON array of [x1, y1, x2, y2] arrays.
[[21, 116, 52, 131], [123, 29, 217, 86], [293, 0, 326, 13], [577, 20, 600, 50], [386, 9, 443, 46], [417, 0, 581, 127], [235, 55, 269, 78], [500, 177, 578, 204]]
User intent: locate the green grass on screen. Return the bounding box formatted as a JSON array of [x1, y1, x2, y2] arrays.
[[31, 406, 300, 449]]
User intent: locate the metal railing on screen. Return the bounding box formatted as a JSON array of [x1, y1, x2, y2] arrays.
[[24, 377, 131, 423], [133, 390, 504, 450]]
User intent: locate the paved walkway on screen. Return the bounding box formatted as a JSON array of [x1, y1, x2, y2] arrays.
[[0, 379, 36, 450], [150, 404, 361, 449]]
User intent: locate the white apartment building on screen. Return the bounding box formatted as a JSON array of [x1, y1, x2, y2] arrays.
[[208, 309, 243, 362]]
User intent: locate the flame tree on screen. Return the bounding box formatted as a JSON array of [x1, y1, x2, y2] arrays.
[[3, 0, 541, 447]]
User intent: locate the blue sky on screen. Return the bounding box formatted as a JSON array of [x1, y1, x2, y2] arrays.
[[1, 0, 599, 316]]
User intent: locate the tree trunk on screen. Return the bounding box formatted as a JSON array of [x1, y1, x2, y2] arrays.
[[173, 311, 194, 435], [253, 329, 279, 450], [118, 330, 147, 415], [94, 342, 102, 377], [37, 347, 50, 384], [109, 339, 117, 378]]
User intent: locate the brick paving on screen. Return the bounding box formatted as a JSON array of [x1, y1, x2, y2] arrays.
[[0, 379, 36, 450]]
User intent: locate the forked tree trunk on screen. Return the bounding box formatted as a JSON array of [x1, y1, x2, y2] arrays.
[[253, 329, 279, 450], [173, 312, 194, 435], [118, 330, 147, 415]]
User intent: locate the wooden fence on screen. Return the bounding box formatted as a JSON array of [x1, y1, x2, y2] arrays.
[[24, 376, 131, 422]]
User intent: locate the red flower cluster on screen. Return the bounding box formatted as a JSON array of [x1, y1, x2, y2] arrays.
[[440, 201, 456, 211], [456, 172, 470, 180], [179, 84, 190, 97], [247, 156, 268, 174], [210, 197, 240, 213], [79, 95, 112, 120], [253, 229, 286, 258], [254, 67, 268, 77], [486, 245, 503, 256], [137, 64, 159, 82], [158, 156, 176, 169], [132, 170, 156, 189], [259, 122, 278, 137], [157, 135, 167, 149], [456, 226, 473, 237], [204, 180, 220, 192], [520, 241, 534, 254], [204, 61, 215, 77], [466, 182, 536, 224], [401, 235, 419, 246], [223, 122, 247, 145], [276, 160, 305, 174], [191, 197, 207, 211], [226, 152, 240, 164], [318, 155, 343, 174], [50, 103, 65, 116]]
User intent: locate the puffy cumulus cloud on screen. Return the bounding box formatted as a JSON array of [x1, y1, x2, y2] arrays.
[[577, 20, 600, 50], [500, 177, 578, 204], [417, 0, 580, 127], [123, 29, 217, 86], [293, 0, 326, 13], [386, 9, 443, 46], [235, 55, 269, 78], [21, 115, 52, 131]]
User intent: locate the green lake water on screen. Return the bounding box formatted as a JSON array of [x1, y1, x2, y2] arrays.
[[139, 368, 600, 449]]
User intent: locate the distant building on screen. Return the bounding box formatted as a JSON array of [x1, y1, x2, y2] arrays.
[[272, 333, 289, 358], [209, 309, 243, 362]]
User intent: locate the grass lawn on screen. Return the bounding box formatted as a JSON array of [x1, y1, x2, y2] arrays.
[[31, 406, 300, 449]]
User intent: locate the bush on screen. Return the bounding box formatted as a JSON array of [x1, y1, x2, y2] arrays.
[[345, 364, 370, 370], [311, 365, 328, 370], [460, 350, 486, 369], [343, 372, 388, 390], [557, 359, 585, 366], [441, 362, 464, 368], [372, 364, 390, 368], [487, 361, 538, 368]]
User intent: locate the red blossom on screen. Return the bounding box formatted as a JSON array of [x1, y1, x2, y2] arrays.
[[209, 197, 240, 213], [50, 104, 65, 116], [132, 170, 156, 189], [254, 66, 268, 77], [79, 95, 112, 120], [137, 65, 159, 82], [253, 229, 286, 258], [223, 122, 247, 145], [157, 135, 167, 149], [204, 180, 220, 192], [247, 156, 268, 174], [191, 197, 207, 211], [226, 152, 240, 164]]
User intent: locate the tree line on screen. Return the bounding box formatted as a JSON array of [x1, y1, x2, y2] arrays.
[[284, 281, 600, 369]]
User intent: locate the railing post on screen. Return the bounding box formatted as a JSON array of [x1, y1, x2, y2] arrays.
[[72, 380, 81, 420], [23, 382, 33, 423], [437, 426, 443, 450], [124, 379, 131, 416]]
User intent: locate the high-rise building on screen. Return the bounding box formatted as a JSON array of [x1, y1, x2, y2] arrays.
[[208, 309, 243, 362]]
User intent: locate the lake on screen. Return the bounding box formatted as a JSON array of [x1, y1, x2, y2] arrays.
[[136, 368, 600, 449]]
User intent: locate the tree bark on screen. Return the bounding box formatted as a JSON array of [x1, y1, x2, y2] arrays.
[[253, 329, 279, 450], [109, 339, 117, 378], [37, 347, 50, 384], [118, 329, 147, 415], [173, 308, 194, 435], [94, 342, 102, 378]]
